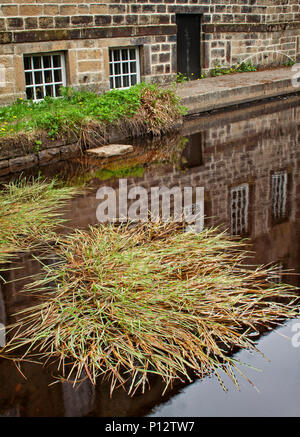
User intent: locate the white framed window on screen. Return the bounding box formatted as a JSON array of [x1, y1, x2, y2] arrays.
[[24, 52, 66, 102], [109, 47, 140, 89], [230, 184, 249, 236], [272, 171, 287, 222]]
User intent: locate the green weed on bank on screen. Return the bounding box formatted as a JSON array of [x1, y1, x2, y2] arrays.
[[0, 83, 185, 141]]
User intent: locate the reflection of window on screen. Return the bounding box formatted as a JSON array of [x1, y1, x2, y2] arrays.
[[272, 171, 287, 223], [24, 53, 66, 101], [109, 47, 140, 89], [230, 184, 249, 236]]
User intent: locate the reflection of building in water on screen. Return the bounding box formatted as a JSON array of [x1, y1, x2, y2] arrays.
[[181, 133, 203, 169], [62, 378, 95, 417], [1, 97, 300, 417], [272, 171, 288, 224], [230, 184, 249, 236]]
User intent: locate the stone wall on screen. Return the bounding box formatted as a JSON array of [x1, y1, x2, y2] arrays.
[[0, 1, 300, 104]]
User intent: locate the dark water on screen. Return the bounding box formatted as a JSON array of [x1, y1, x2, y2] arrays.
[[1, 95, 300, 417]]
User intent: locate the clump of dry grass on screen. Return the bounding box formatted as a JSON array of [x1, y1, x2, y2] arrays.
[[3, 222, 299, 394], [138, 85, 185, 135], [116, 85, 185, 139], [0, 178, 78, 265]]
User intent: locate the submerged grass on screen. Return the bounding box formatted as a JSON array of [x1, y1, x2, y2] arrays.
[[3, 221, 299, 395], [0, 178, 78, 265]]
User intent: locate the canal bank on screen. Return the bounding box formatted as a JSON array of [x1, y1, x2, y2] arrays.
[[0, 67, 299, 176]]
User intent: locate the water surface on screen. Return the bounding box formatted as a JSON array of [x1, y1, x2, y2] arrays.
[[1, 95, 300, 417]]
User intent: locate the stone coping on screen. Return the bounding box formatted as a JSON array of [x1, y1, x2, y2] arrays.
[[176, 67, 298, 115]]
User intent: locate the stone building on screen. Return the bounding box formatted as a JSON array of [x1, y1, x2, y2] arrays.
[[0, 0, 299, 104]]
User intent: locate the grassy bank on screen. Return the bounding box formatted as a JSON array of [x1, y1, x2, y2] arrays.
[[0, 178, 78, 265], [0, 83, 186, 156], [3, 221, 299, 394]]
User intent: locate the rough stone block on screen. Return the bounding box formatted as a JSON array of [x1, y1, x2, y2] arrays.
[[86, 144, 134, 158]]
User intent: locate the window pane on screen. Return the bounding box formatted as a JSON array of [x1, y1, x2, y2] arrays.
[[131, 75, 137, 86], [123, 75, 129, 88], [43, 56, 51, 69], [55, 84, 62, 97], [122, 49, 128, 61], [53, 55, 61, 68], [130, 62, 136, 73], [113, 50, 120, 62], [45, 85, 54, 97], [44, 70, 53, 84], [33, 56, 42, 69], [36, 86, 44, 100], [54, 69, 62, 83], [25, 72, 33, 86], [115, 76, 121, 88], [122, 63, 129, 74], [24, 57, 31, 71], [114, 63, 121, 75], [129, 49, 136, 60], [26, 87, 34, 100], [34, 71, 43, 84]]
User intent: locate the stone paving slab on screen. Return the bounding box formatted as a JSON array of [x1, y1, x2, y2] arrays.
[[86, 144, 134, 158], [176, 67, 298, 115]]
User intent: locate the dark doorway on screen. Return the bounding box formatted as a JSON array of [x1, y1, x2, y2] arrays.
[[176, 14, 201, 80]]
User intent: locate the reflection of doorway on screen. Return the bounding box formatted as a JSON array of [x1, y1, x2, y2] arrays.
[[176, 14, 201, 80], [181, 132, 203, 169]]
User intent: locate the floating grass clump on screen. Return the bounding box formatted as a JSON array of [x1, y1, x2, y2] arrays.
[[0, 178, 78, 265], [4, 222, 299, 394]]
